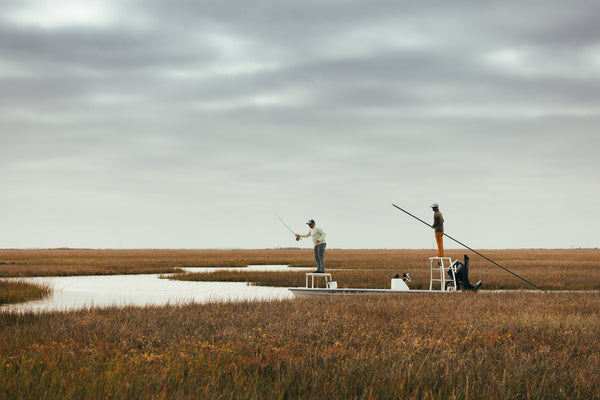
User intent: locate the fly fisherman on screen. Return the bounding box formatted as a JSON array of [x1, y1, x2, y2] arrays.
[[431, 203, 444, 257], [295, 219, 327, 273]]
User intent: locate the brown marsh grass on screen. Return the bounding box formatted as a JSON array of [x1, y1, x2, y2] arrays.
[[1, 249, 599, 289], [2, 249, 600, 398], [2, 292, 600, 399], [169, 264, 600, 291], [0, 249, 187, 277], [167, 269, 427, 289], [166, 248, 600, 290], [0, 279, 52, 305]]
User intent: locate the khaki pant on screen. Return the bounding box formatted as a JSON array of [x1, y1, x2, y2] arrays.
[[435, 232, 444, 257]]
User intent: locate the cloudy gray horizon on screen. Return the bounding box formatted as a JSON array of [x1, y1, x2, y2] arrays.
[[1, 0, 599, 250]]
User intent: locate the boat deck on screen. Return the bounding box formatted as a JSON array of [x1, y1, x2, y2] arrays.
[[289, 287, 448, 298], [288, 288, 598, 297]]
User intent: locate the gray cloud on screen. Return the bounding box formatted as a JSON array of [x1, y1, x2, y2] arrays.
[[0, 0, 598, 249]]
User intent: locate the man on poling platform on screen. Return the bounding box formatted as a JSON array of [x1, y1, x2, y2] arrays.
[[449, 254, 482, 291], [430, 203, 444, 258]]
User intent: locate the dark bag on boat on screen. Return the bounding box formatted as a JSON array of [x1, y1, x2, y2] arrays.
[[448, 261, 463, 281]]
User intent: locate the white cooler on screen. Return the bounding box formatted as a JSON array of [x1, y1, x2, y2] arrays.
[[391, 278, 410, 291]]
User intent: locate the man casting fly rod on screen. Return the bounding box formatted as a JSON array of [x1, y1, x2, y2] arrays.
[[273, 209, 327, 273], [295, 220, 327, 273]]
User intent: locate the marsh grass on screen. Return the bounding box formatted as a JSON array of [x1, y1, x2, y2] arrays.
[[169, 263, 600, 291], [0, 280, 52, 305], [167, 269, 427, 289], [2, 248, 598, 278], [2, 293, 600, 399], [165, 270, 308, 288], [2, 249, 600, 398], [3, 248, 597, 291]]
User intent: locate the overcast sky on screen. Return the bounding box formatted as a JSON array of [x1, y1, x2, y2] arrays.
[[1, 0, 599, 250]]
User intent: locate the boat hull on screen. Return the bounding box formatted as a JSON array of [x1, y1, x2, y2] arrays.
[[288, 288, 452, 298]]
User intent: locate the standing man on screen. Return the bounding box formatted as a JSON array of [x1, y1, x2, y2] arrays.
[[295, 219, 326, 273], [431, 203, 444, 257]]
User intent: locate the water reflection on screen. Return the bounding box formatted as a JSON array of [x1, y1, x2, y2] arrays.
[[1, 265, 309, 313]]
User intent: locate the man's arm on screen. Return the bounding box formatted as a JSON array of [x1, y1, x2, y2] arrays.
[[296, 230, 311, 238]]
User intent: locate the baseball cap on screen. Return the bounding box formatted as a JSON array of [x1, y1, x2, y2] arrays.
[[431, 203, 439, 208], [306, 219, 316, 225]]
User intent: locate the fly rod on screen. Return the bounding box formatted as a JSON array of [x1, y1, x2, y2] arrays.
[[392, 204, 545, 292], [274, 208, 301, 241]]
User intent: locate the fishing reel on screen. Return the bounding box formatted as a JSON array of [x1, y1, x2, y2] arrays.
[[296, 236, 300, 241]]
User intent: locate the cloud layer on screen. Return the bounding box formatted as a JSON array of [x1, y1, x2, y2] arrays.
[[1, 0, 599, 249]]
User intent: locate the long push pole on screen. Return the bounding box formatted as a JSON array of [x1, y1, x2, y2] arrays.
[[392, 204, 545, 292]]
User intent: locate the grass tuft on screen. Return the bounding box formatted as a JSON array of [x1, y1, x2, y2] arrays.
[[0, 280, 52, 305]]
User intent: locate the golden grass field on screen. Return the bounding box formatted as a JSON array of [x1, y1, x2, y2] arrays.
[[1, 248, 599, 274], [2, 248, 599, 290], [1, 248, 600, 399]]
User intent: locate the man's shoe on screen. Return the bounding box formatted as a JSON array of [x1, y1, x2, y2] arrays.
[[313, 270, 324, 273], [472, 281, 482, 291]]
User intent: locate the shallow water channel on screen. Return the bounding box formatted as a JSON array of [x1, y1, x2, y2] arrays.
[[1, 265, 310, 313]]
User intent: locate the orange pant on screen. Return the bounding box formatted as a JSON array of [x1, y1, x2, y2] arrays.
[[435, 232, 444, 257]]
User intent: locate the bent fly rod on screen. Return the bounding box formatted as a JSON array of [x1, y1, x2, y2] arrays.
[[274, 208, 301, 241], [392, 204, 545, 292]]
